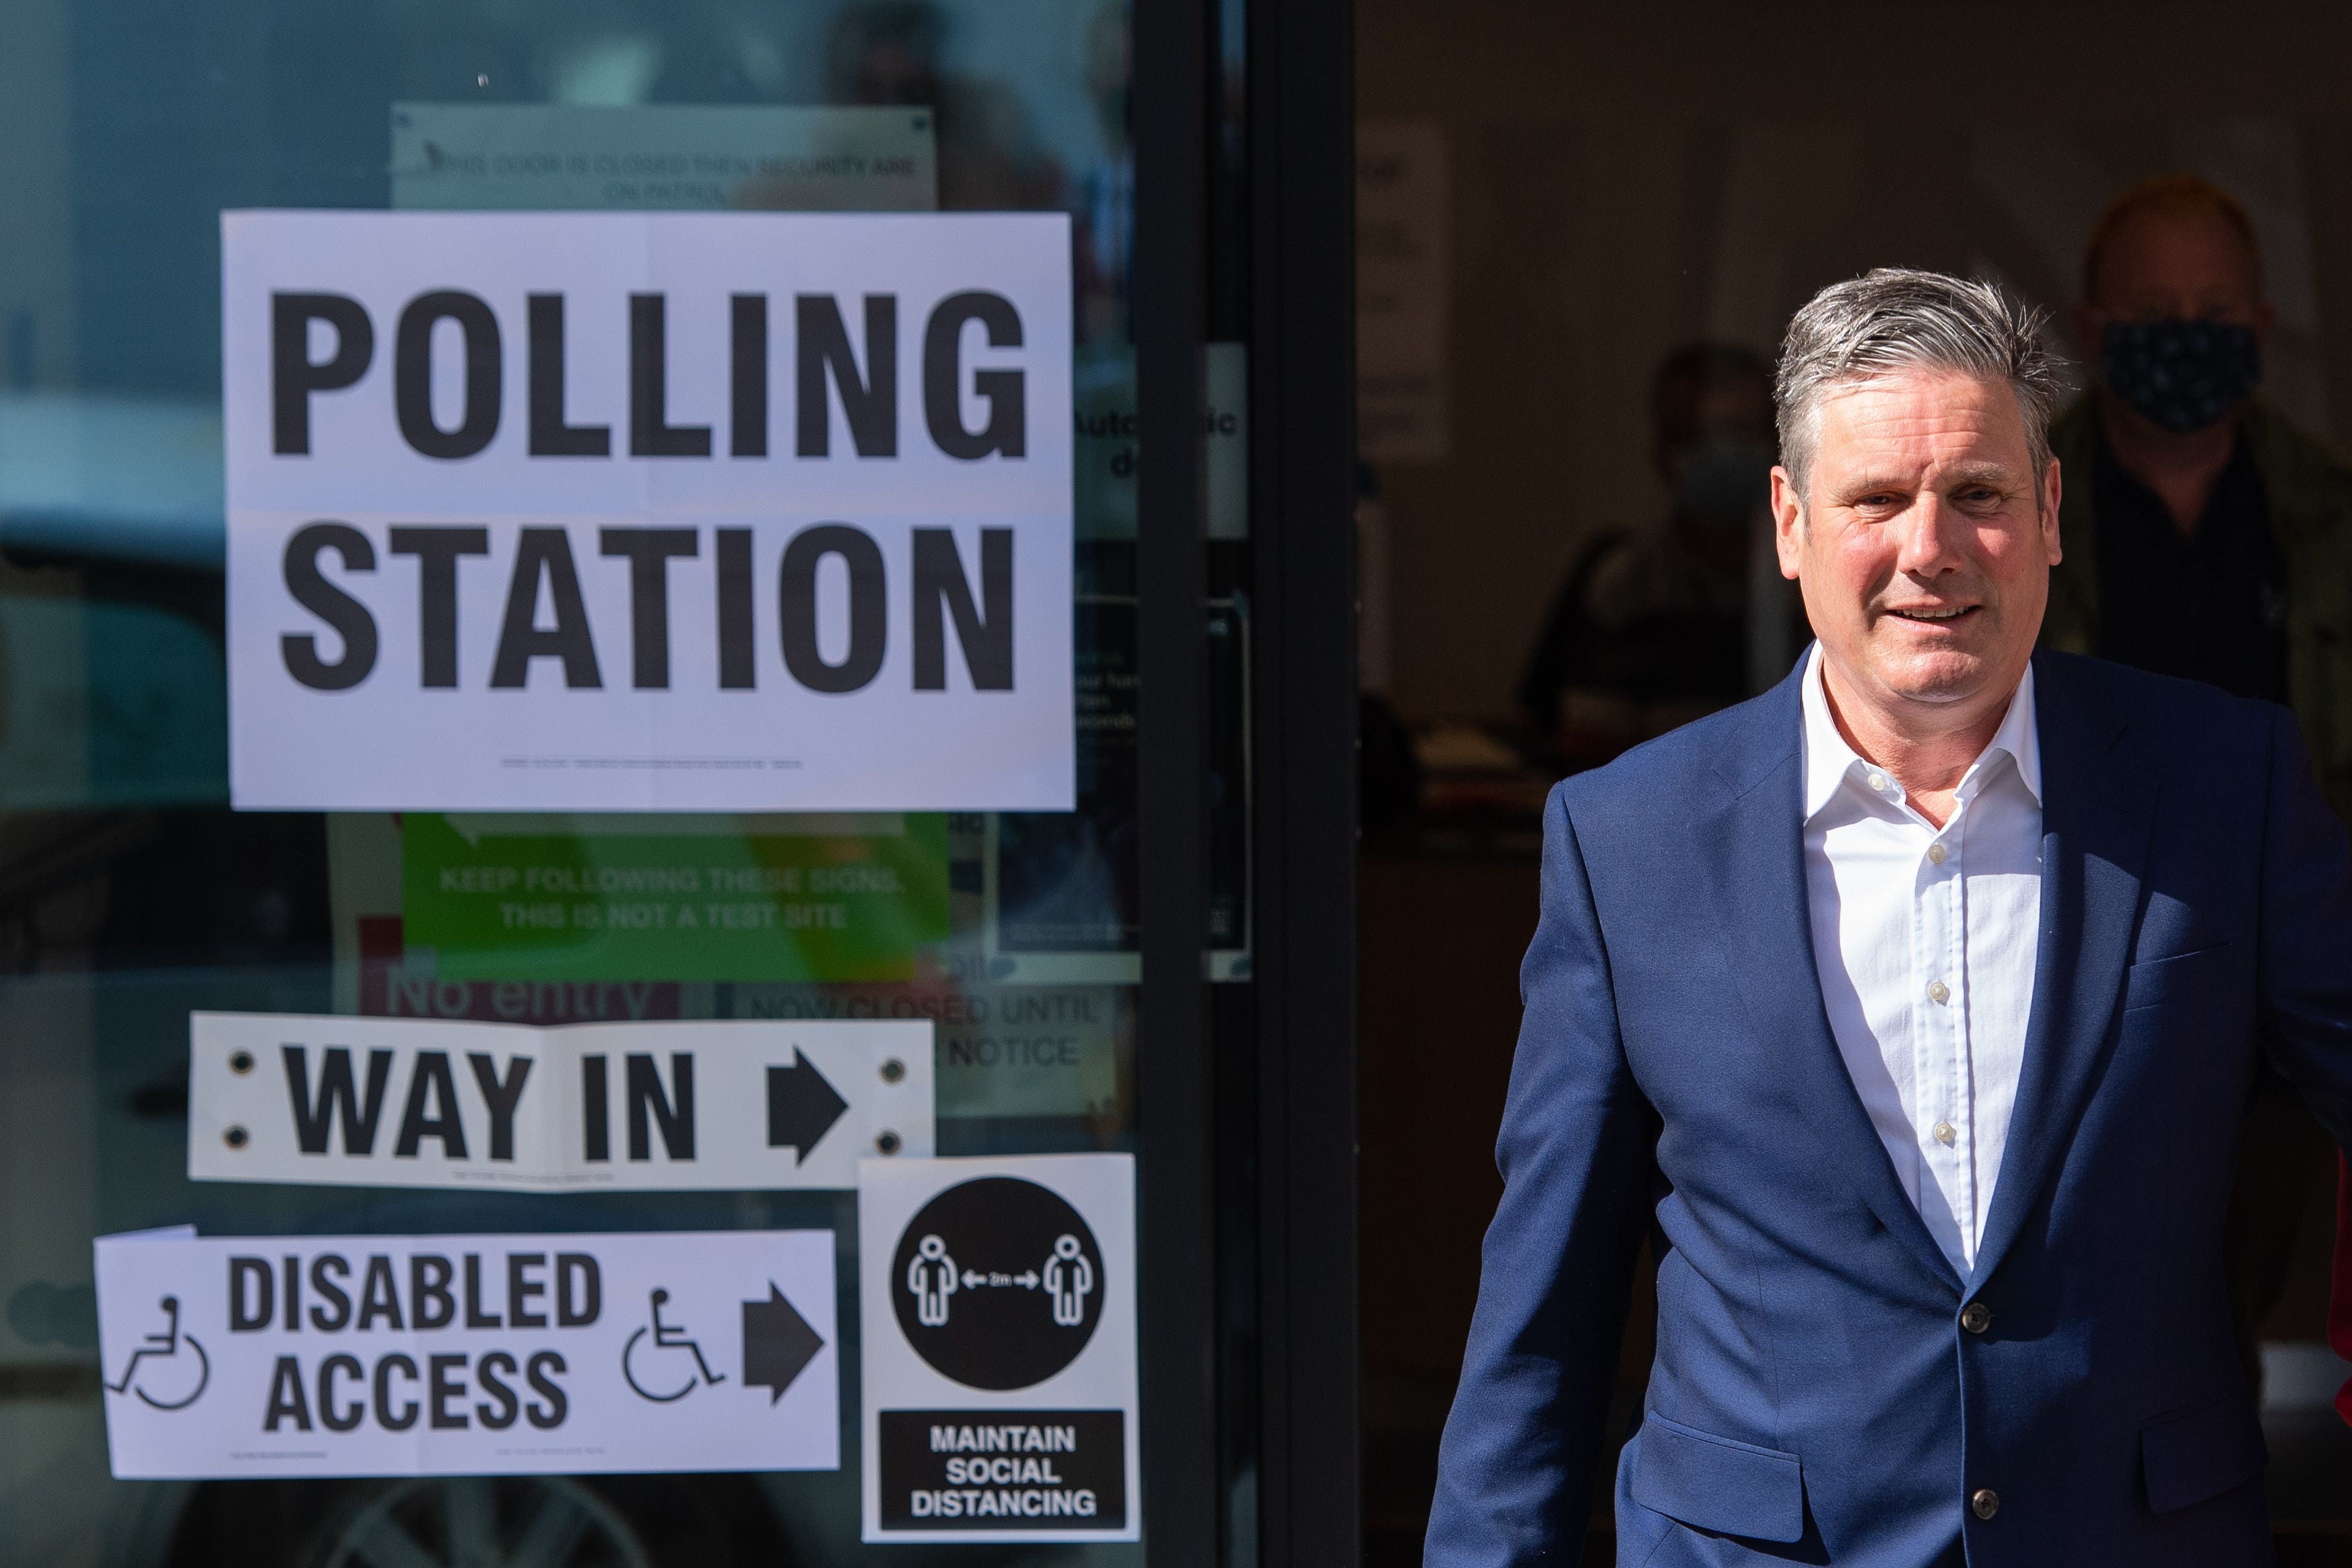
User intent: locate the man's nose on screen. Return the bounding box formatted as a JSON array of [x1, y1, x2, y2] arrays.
[[1893, 496, 1965, 577]]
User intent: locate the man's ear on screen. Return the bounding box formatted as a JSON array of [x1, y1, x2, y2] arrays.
[[2040, 455, 2064, 566], [1770, 464, 1805, 581]]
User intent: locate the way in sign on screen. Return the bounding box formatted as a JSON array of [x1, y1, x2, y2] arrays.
[[187, 1013, 933, 1194]]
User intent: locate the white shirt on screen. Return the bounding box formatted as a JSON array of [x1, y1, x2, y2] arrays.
[[1800, 645, 2044, 1272]]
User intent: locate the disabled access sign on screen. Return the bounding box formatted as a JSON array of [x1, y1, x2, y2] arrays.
[[94, 1225, 836, 1479]]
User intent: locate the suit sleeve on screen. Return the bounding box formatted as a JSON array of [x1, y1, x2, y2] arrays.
[[2253, 710, 2352, 1427], [2256, 706, 2352, 1145], [1422, 784, 1660, 1567]]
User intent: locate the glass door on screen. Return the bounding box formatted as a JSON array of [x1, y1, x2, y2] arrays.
[[0, 0, 1362, 1559]]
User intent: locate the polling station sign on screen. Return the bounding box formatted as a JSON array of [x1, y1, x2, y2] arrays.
[[222, 210, 1073, 812], [859, 1155, 1138, 1543], [96, 1227, 836, 1479], [188, 1013, 931, 1192]]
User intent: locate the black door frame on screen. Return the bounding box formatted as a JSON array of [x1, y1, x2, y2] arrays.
[[1133, 0, 1357, 1558], [1243, 0, 1358, 1558]]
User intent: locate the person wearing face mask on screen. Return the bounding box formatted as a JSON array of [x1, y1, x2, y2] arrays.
[[2040, 173, 2352, 1417], [2043, 173, 2352, 762], [1516, 343, 1796, 768]]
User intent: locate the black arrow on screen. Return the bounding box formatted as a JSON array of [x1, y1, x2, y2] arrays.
[[765, 1050, 846, 1163], [742, 1283, 824, 1404]]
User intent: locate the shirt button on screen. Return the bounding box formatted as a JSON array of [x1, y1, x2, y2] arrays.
[[1927, 980, 1949, 1004], [1971, 1488, 2000, 1520], [1867, 772, 1887, 792], [1933, 1120, 1956, 1146], [1927, 843, 1947, 864], [1961, 1301, 1992, 1334]]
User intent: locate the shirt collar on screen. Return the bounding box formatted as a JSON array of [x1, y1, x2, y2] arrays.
[[1799, 643, 2041, 822]]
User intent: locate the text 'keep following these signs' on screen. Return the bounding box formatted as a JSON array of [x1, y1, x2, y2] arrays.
[[222, 210, 1073, 813]]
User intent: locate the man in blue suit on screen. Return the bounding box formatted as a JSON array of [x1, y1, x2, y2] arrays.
[[1426, 267, 2352, 1566]]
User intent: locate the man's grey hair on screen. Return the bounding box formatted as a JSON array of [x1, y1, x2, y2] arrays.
[[1774, 267, 2067, 498]]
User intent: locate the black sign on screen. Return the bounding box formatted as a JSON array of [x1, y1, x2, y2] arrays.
[[995, 595, 1249, 957], [889, 1176, 1103, 1390], [878, 1409, 1125, 1530]]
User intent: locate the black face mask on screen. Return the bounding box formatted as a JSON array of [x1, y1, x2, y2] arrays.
[[1669, 437, 1774, 531], [2100, 318, 2262, 433]]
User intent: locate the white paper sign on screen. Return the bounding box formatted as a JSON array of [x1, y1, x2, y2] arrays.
[[222, 209, 1073, 812], [858, 1155, 1138, 1542], [189, 1013, 932, 1192], [96, 1227, 837, 1479]]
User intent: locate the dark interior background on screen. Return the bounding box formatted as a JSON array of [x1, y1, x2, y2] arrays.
[[1353, 3, 2352, 1562]]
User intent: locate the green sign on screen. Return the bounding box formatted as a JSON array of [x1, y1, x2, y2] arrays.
[[401, 813, 952, 982]]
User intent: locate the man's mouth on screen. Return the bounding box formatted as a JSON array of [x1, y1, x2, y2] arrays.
[[1886, 605, 1977, 624]]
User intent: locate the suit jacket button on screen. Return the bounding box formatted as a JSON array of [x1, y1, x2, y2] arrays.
[[1960, 1302, 1992, 1334], [1971, 1488, 2000, 1520]]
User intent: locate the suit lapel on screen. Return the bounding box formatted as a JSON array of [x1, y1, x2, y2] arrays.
[[1972, 655, 2155, 1283], [1700, 671, 1962, 1291]]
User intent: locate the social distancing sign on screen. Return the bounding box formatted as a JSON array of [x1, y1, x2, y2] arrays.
[[222, 209, 1073, 812], [187, 1013, 931, 1192], [95, 1227, 836, 1479], [858, 1154, 1138, 1543]]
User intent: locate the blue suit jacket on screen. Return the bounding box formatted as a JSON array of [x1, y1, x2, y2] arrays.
[[1426, 650, 2352, 1567]]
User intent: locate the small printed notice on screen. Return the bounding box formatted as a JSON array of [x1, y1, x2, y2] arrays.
[[391, 104, 938, 213], [187, 1013, 932, 1192], [400, 811, 951, 983], [734, 982, 1124, 1121], [222, 209, 1073, 812], [1356, 119, 1450, 462], [859, 1155, 1138, 1543], [1072, 343, 1248, 541], [96, 1227, 836, 1479], [985, 596, 1252, 985]]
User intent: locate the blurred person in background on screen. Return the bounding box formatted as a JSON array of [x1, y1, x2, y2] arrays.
[[1516, 343, 1794, 770], [2044, 172, 2352, 771], [1074, 1, 1134, 345], [828, 1, 1064, 211], [2040, 173, 2352, 1404]]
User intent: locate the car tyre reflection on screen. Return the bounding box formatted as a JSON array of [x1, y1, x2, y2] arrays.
[[317, 1476, 648, 1568]]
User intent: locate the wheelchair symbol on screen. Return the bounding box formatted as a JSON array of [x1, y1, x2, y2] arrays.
[[105, 1294, 209, 1411], [621, 1289, 725, 1403]]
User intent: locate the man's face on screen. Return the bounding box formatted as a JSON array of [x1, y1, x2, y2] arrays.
[[2078, 207, 2270, 337], [1771, 370, 2062, 719]]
